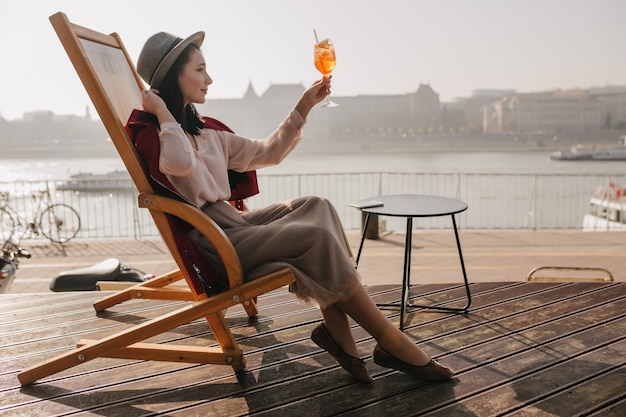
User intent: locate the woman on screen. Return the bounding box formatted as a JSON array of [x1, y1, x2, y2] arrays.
[[135, 30, 454, 383]]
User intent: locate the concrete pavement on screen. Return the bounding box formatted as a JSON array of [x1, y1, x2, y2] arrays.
[[6, 230, 626, 294]]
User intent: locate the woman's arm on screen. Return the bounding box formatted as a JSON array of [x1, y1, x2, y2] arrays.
[[141, 89, 196, 177], [224, 77, 334, 171]]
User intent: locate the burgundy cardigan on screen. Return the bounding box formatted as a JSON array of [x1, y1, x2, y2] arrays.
[[126, 109, 258, 294]]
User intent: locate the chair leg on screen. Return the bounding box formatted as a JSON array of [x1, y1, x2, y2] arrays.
[[18, 267, 294, 385], [205, 311, 246, 371], [93, 269, 190, 312], [242, 298, 259, 317], [18, 295, 244, 385]]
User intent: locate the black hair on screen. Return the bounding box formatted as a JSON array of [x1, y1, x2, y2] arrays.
[[157, 44, 204, 136]]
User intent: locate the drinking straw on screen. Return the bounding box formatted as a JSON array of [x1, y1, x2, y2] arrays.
[[313, 29, 319, 44]]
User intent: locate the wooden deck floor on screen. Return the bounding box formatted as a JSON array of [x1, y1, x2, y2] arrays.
[[1, 282, 625, 416]]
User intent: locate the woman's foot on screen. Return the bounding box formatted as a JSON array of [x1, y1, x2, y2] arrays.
[[311, 323, 373, 383], [373, 344, 454, 381]]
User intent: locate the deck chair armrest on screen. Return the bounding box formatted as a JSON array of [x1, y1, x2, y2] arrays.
[[138, 193, 244, 288]]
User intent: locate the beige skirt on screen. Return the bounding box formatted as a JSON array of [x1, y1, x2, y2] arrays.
[[189, 196, 361, 307]]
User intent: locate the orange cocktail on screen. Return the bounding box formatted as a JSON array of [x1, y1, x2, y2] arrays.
[[314, 39, 336, 75], [314, 37, 338, 107]]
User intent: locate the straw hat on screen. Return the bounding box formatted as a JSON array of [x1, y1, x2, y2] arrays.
[[137, 31, 205, 89]]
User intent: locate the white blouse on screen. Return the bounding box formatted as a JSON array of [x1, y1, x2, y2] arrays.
[[157, 110, 305, 207]]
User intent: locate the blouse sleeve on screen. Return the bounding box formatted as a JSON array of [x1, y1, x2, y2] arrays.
[[158, 121, 196, 177], [224, 109, 305, 172]]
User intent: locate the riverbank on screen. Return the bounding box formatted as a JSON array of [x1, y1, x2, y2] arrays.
[[2, 130, 625, 159], [295, 130, 626, 154]]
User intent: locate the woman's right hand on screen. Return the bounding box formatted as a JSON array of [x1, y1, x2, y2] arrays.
[[142, 89, 177, 124]]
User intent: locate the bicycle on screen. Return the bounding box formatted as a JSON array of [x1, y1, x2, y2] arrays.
[[0, 184, 81, 244]]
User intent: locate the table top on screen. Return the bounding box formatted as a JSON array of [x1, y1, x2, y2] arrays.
[[354, 194, 468, 217]]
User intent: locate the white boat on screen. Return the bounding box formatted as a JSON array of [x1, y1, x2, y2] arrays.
[[589, 147, 626, 160], [57, 170, 133, 192], [550, 146, 592, 160], [582, 183, 626, 231], [551, 145, 626, 161], [551, 136, 626, 161]]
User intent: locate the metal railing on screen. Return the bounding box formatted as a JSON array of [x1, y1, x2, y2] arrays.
[[1, 172, 624, 239]]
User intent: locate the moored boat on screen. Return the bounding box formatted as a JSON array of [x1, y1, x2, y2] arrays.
[[551, 136, 626, 161], [550, 146, 592, 160], [57, 170, 132, 192], [582, 182, 626, 231]]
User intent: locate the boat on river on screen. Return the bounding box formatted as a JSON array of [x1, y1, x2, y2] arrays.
[[551, 144, 626, 161], [583, 182, 626, 231], [57, 170, 133, 192], [551, 136, 626, 161]]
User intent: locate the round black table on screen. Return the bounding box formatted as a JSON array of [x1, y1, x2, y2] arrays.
[[353, 194, 471, 330]]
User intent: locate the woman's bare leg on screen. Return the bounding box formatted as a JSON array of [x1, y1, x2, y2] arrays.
[[320, 304, 359, 358], [335, 282, 436, 367]]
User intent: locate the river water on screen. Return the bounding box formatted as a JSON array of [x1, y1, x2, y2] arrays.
[[1, 151, 624, 236], [1, 150, 624, 181]]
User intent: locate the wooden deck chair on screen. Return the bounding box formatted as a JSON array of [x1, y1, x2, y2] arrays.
[[17, 11, 295, 385]]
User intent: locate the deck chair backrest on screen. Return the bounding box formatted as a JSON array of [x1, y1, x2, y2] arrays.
[[50, 12, 150, 193], [49, 12, 239, 297], [81, 39, 142, 132]]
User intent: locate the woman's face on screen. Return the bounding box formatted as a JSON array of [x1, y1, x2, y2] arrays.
[[178, 48, 212, 106]]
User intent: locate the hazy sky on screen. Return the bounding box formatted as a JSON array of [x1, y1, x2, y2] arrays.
[[1, 0, 625, 120]]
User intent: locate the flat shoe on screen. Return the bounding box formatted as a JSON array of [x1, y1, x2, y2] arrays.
[[373, 344, 454, 381], [311, 323, 373, 383]]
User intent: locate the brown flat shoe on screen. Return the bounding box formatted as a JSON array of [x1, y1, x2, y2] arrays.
[[311, 323, 373, 383], [373, 344, 454, 381]]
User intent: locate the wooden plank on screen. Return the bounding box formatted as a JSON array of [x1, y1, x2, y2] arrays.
[[585, 397, 626, 417], [333, 287, 626, 416], [0, 282, 556, 392], [4, 316, 330, 416], [420, 338, 626, 416], [1, 283, 624, 416], [23, 282, 580, 412], [506, 362, 626, 416]]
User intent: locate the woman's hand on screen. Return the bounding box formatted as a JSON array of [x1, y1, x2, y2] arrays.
[[141, 89, 177, 124], [295, 76, 332, 120]]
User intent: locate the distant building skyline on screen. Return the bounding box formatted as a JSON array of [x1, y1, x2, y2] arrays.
[[202, 82, 626, 138], [2, 82, 625, 156], [4, 81, 625, 123]]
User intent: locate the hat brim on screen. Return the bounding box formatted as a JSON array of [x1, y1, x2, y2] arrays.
[[150, 31, 205, 88]]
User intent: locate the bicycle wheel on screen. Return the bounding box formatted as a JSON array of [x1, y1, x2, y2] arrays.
[[39, 204, 81, 244], [0, 208, 16, 242]]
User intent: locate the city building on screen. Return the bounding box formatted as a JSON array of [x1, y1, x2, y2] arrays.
[[483, 87, 626, 134]]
